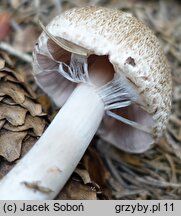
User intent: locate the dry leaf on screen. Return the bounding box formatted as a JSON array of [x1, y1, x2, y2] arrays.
[[0, 129, 27, 162], [0, 136, 38, 179], [0, 69, 23, 83], [0, 158, 13, 179], [22, 97, 43, 116], [0, 11, 11, 40], [0, 81, 27, 103], [3, 97, 44, 116], [83, 147, 110, 189], [0, 71, 7, 79], [4, 114, 46, 136], [4, 74, 20, 83], [57, 180, 97, 200], [0, 57, 48, 192], [0, 102, 27, 126], [2, 67, 25, 83], [2, 97, 16, 105], [20, 136, 37, 156], [37, 95, 52, 113], [0, 119, 5, 129], [22, 82, 37, 99], [0, 51, 15, 67], [0, 158, 10, 179]]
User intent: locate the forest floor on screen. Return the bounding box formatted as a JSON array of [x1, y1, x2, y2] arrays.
[[0, 0, 181, 199]]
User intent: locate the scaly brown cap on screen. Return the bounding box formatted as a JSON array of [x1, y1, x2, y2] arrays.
[[33, 6, 172, 153]]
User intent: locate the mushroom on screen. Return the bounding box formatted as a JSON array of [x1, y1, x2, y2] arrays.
[[0, 6, 172, 199]]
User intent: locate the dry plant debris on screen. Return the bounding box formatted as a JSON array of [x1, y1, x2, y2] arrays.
[[0, 0, 181, 200], [0, 58, 47, 164]]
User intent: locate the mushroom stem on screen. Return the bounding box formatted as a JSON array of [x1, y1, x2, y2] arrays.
[[0, 83, 104, 200]]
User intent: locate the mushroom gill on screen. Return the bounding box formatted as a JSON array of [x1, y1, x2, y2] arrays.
[[33, 37, 155, 153]]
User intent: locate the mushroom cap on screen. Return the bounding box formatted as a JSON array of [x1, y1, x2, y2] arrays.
[[32, 6, 172, 153]]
